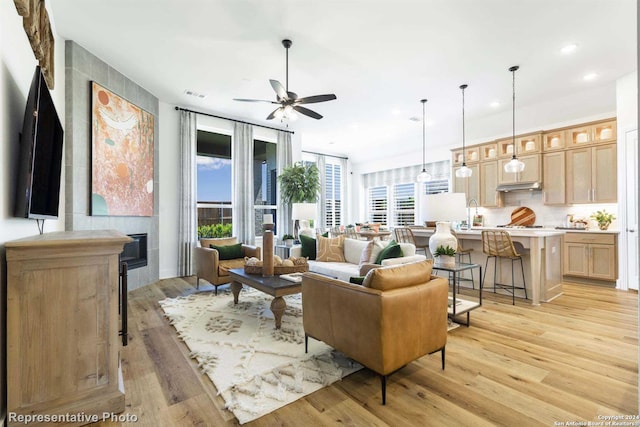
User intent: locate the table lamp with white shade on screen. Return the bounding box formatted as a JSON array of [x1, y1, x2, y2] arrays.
[[421, 193, 467, 260], [291, 202, 316, 238]]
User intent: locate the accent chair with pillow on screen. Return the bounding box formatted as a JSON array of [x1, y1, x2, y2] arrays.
[[195, 237, 261, 294], [301, 260, 449, 404]]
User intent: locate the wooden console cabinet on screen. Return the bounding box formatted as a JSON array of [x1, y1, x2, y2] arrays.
[[6, 230, 131, 426]]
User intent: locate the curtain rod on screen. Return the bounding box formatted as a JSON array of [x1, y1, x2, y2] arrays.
[[175, 106, 295, 134], [302, 150, 348, 160]]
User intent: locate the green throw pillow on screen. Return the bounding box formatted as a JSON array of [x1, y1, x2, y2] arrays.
[[299, 234, 317, 260], [374, 240, 403, 264], [210, 243, 243, 260], [349, 276, 365, 285]]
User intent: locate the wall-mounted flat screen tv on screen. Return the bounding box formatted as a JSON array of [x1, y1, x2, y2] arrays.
[[14, 66, 64, 219]]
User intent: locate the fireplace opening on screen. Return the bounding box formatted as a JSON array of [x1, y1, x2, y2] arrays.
[[120, 233, 147, 270]]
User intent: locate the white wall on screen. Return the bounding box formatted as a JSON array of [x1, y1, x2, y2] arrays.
[[1, 1, 66, 421]]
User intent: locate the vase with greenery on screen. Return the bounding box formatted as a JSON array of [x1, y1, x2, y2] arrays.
[[590, 209, 616, 231], [281, 234, 295, 246], [433, 245, 456, 266]]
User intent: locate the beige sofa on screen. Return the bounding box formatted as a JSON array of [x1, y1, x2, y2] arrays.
[[194, 237, 261, 294], [290, 237, 426, 282], [301, 260, 449, 404]]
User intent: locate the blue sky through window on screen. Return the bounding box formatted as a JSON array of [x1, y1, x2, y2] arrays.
[[197, 156, 232, 202]]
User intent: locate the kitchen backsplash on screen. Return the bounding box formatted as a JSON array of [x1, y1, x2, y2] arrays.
[[474, 191, 618, 229]]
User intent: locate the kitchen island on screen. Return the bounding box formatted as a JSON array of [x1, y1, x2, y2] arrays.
[[413, 228, 564, 305]]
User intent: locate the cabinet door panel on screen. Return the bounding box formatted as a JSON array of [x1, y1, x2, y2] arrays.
[[467, 164, 480, 204], [563, 243, 589, 277], [593, 144, 617, 203], [566, 148, 592, 203], [519, 154, 541, 183], [498, 158, 519, 184], [543, 152, 566, 205], [480, 162, 499, 207], [589, 244, 617, 280]]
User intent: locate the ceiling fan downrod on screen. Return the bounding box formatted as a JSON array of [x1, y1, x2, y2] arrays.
[[282, 39, 292, 93]]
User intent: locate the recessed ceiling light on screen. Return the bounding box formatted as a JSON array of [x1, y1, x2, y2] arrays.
[[583, 72, 598, 81], [392, 109, 402, 116], [490, 101, 500, 108], [561, 44, 578, 54]]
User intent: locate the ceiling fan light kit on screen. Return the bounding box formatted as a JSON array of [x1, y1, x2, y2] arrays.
[[504, 65, 525, 174], [455, 84, 473, 178], [416, 98, 431, 183], [233, 39, 336, 121]]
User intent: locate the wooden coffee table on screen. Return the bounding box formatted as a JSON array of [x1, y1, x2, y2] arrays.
[[227, 269, 302, 329]]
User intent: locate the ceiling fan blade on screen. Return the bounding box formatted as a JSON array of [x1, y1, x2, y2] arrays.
[[233, 98, 278, 103], [295, 94, 337, 104], [269, 80, 288, 100], [266, 107, 282, 120], [293, 105, 323, 120]]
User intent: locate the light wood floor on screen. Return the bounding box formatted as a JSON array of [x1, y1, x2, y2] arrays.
[[94, 277, 638, 427]]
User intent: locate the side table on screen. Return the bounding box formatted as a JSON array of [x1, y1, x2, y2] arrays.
[[432, 262, 483, 326], [275, 244, 301, 259]]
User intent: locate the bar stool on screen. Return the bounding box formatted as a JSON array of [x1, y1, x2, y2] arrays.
[[481, 230, 527, 305], [393, 227, 429, 256], [451, 229, 475, 290]]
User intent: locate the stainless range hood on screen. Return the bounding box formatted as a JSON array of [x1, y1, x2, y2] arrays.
[[496, 181, 542, 192]]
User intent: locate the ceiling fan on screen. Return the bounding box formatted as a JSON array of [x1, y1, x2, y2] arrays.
[[233, 39, 337, 121]]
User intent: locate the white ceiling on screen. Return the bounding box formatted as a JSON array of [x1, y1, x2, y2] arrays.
[[49, 0, 636, 164]]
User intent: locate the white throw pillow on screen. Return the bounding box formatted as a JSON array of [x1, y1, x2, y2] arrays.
[[368, 240, 386, 263], [343, 238, 371, 265]]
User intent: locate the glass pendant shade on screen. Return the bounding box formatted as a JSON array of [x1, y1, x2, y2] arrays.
[[417, 169, 431, 182], [455, 164, 473, 178], [504, 157, 525, 173], [504, 65, 525, 174], [416, 99, 431, 182]]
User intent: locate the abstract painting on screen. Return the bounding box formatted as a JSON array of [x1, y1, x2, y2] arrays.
[[91, 82, 154, 216]]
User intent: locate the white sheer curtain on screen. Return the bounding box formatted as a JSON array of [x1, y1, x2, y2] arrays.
[[232, 122, 255, 245], [178, 110, 197, 276], [276, 131, 292, 237], [316, 155, 326, 230]]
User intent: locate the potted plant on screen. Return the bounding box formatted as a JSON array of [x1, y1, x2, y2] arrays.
[[281, 234, 295, 247], [278, 162, 320, 235], [278, 162, 320, 204], [590, 209, 616, 230], [433, 245, 456, 266]]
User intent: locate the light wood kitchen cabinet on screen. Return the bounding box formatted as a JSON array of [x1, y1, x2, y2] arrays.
[[542, 151, 566, 205], [542, 130, 566, 151], [452, 147, 480, 166], [480, 161, 501, 207], [566, 119, 617, 148], [498, 154, 541, 184], [452, 163, 479, 204], [563, 232, 618, 282], [6, 230, 131, 426], [497, 133, 541, 158], [566, 143, 617, 203]]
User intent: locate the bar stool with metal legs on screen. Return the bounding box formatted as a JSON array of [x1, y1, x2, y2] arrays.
[[481, 230, 527, 305], [393, 227, 429, 256]]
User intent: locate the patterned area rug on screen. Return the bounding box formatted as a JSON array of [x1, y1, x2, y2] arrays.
[[159, 288, 362, 424]]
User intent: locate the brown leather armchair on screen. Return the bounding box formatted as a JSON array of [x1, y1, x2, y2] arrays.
[[195, 237, 261, 294], [302, 260, 448, 404]]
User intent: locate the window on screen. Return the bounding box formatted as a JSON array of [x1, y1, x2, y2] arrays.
[[368, 186, 388, 224], [393, 183, 415, 225], [424, 178, 449, 195], [196, 130, 232, 233], [253, 139, 277, 236], [325, 162, 342, 228]]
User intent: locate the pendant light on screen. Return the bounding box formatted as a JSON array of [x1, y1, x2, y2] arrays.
[[504, 65, 525, 173], [416, 99, 431, 182], [455, 84, 472, 178]]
